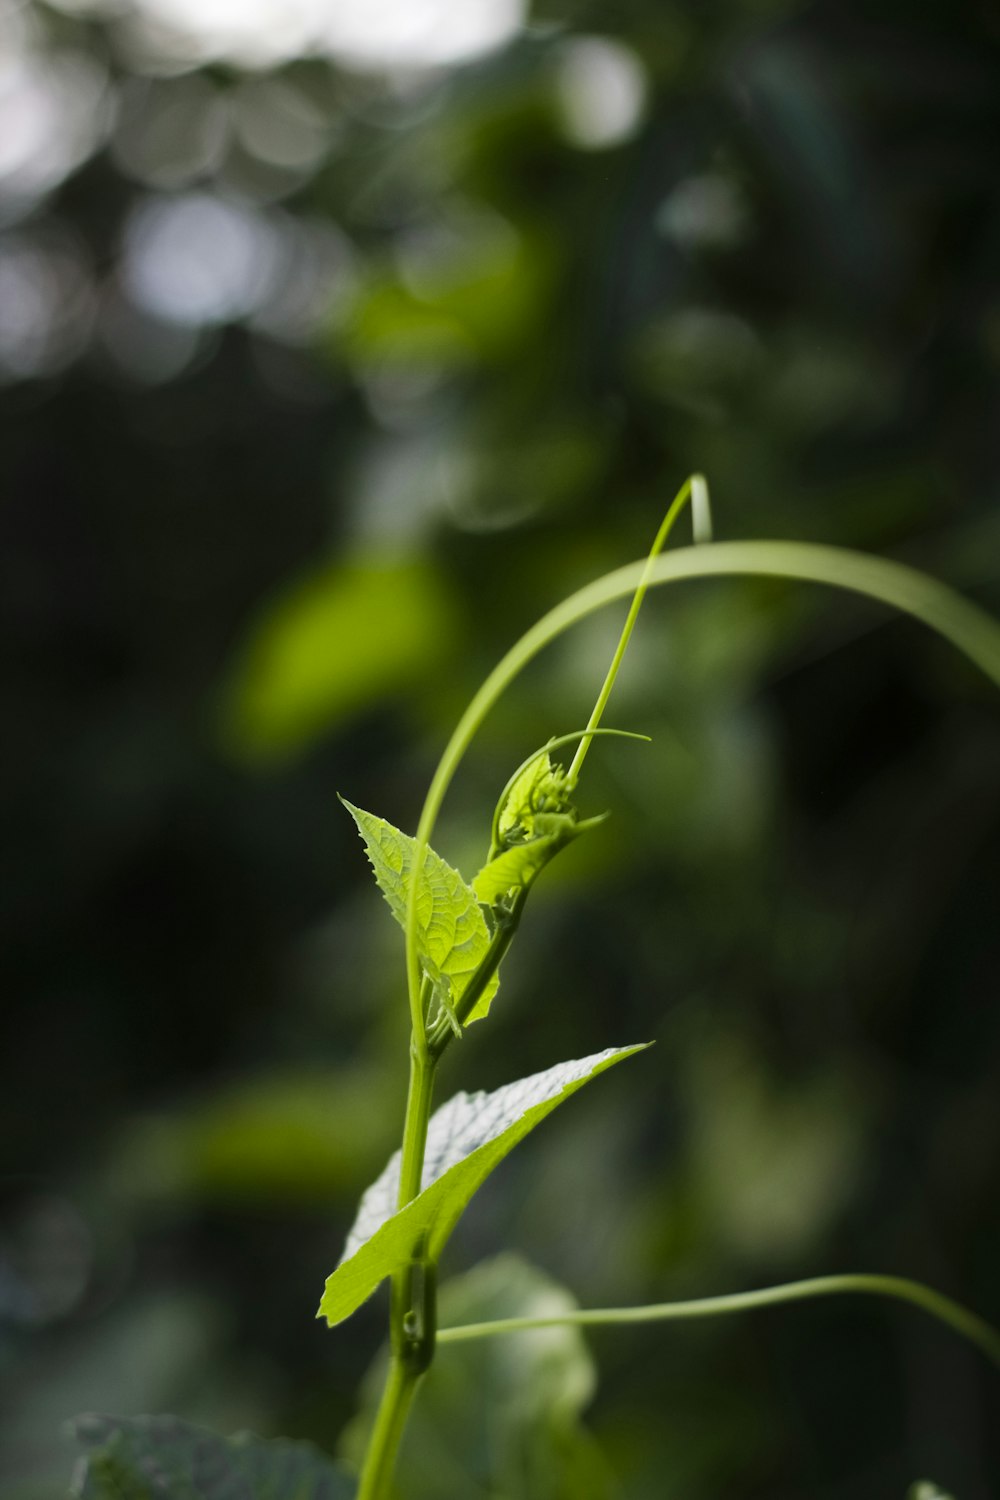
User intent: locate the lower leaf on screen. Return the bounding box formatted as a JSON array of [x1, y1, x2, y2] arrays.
[[318, 1044, 649, 1329], [70, 1414, 356, 1500]]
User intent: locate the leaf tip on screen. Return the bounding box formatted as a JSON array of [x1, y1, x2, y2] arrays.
[[315, 1282, 339, 1327], [619, 1040, 655, 1061]]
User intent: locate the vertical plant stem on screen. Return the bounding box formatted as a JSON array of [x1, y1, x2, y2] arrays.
[[396, 1046, 435, 1211], [356, 1355, 421, 1500], [355, 1040, 437, 1498]]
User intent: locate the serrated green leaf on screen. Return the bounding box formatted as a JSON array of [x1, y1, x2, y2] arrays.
[[340, 798, 498, 1024], [318, 1045, 647, 1328], [70, 1413, 355, 1500]]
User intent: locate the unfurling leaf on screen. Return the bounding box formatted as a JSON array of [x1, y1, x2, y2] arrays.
[[70, 1413, 356, 1500], [318, 1045, 648, 1329], [473, 811, 608, 904], [481, 745, 590, 904], [340, 798, 498, 1024], [497, 751, 566, 840], [474, 836, 565, 903]]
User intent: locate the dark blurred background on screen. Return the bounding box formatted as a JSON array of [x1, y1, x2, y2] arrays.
[[1, 0, 999, 1494]]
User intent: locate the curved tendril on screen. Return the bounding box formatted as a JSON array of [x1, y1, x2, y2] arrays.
[[691, 472, 713, 544], [406, 519, 1000, 1056], [436, 1273, 1000, 1370], [565, 473, 705, 789]]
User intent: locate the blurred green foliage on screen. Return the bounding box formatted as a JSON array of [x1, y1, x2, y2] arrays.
[[343, 1255, 614, 1498], [223, 558, 458, 761], [1, 0, 998, 1495]]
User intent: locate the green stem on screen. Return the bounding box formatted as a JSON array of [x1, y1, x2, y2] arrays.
[[437, 1273, 1000, 1369], [396, 1047, 435, 1210], [355, 1041, 438, 1498], [355, 1355, 421, 1500]]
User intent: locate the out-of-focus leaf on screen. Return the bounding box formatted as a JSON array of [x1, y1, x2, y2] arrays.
[[318, 1046, 647, 1328], [2, 1295, 234, 1498], [219, 556, 457, 762], [70, 1413, 355, 1499], [340, 799, 499, 1024], [683, 1027, 863, 1260], [337, 225, 550, 372], [341, 1254, 614, 1500], [106, 1068, 396, 1207]]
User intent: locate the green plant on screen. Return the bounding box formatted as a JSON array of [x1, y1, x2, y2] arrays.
[[72, 478, 1000, 1498]]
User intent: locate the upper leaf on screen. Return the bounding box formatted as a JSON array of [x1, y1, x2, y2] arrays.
[[71, 1413, 356, 1500], [340, 798, 498, 1024], [318, 1044, 648, 1328]]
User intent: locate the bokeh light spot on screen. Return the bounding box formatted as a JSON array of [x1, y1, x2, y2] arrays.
[[555, 36, 646, 150], [121, 192, 280, 326]]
